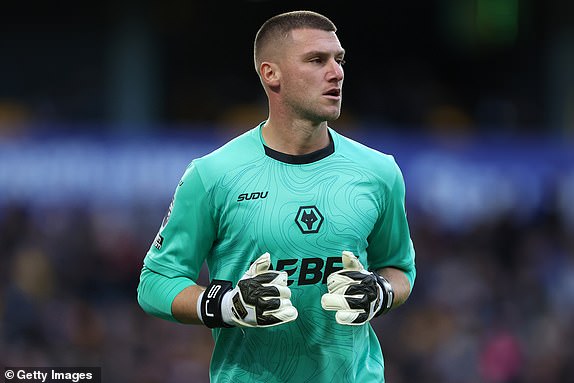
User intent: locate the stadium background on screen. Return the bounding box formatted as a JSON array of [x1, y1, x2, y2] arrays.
[[1, 1, 573, 382]]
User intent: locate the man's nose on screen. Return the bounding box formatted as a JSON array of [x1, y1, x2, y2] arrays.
[[327, 59, 344, 82]]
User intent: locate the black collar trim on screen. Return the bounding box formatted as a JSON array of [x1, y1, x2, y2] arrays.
[[263, 134, 335, 164]]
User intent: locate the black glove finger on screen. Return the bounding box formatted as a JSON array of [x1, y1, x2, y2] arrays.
[[257, 296, 280, 312], [251, 271, 284, 284], [351, 312, 369, 324], [238, 279, 280, 303], [345, 295, 371, 311], [346, 279, 378, 301], [338, 270, 368, 281]]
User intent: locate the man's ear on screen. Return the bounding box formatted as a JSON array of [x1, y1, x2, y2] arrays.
[[260, 62, 280, 89]]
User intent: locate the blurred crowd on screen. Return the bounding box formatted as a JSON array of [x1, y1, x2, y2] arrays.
[[381, 195, 574, 383], [0, 162, 572, 383], [0, 203, 213, 383]]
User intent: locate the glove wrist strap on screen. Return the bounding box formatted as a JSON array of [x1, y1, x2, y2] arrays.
[[199, 279, 234, 328], [374, 274, 394, 316]]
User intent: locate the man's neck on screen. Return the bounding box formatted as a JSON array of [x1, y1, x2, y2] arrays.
[[261, 118, 330, 155]]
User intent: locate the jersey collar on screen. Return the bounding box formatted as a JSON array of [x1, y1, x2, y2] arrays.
[[259, 123, 335, 165]]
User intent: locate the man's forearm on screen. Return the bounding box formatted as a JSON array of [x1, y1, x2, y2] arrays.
[[171, 284, 206, 324], [137, 266, 197, 322], [376, 267, 412, 309]]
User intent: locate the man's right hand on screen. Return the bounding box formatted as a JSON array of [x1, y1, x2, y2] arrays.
[[198, 253, 298, 328]]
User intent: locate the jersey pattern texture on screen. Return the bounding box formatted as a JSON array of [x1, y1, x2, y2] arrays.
[[144, 122, 416, 383]]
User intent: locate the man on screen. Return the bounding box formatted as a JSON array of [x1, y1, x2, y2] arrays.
[[138, 10, 415, 383]]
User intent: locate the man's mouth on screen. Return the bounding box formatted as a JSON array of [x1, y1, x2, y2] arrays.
[[323, 88, 341, 99]]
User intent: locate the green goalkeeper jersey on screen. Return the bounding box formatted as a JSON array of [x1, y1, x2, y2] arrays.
[[139, 122, 416, 383]]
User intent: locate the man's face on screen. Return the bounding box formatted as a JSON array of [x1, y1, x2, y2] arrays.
[[277, 28, 345, 123]]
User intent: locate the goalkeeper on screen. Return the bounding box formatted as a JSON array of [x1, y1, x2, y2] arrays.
[[137, 10, 415, 383]]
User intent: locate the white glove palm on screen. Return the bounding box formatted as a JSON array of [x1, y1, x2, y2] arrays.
[[321, 251, 394, 325]]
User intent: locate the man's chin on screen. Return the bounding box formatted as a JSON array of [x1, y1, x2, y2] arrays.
[[325, 111, 341, 122], [303, 107, 341, 123], [319, 106, 342, 121]]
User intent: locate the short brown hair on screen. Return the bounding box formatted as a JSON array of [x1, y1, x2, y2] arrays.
[[253, 10, 337, 72]]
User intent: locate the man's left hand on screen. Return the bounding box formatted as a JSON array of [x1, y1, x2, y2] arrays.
[[321, 251, 394, 325]]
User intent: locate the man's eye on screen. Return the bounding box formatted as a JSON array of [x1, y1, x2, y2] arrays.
[[337, 59, 346, 66]]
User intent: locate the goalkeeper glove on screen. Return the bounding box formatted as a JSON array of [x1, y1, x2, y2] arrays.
[[321, 251, 394, 325], [198, 252, 298, 328]]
